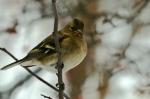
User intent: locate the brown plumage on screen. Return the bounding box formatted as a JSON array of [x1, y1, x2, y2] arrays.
[[1, 18, 87, 72]]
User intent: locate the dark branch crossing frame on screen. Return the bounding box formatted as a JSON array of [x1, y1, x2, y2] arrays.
[[52, 0, 65, 99]]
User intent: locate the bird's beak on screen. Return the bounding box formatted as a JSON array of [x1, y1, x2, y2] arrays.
[[76, 29, 83, 33]]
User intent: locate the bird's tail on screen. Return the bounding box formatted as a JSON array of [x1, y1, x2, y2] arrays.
[[1, 58, 27, 70]]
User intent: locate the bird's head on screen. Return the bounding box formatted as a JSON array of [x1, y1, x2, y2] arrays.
[[62, 18, 84, 37]]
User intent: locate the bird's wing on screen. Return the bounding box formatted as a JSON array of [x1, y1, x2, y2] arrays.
[[25, 32, 65, 59], [0, 32, 66, 70]]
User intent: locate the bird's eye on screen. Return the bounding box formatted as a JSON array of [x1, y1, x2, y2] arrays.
[[70, 26, 76, 31], [71, 26, 75, 30]]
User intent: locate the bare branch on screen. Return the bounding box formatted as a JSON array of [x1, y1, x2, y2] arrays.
[[0, 47, 69, 99], [9, 68, 41, 97], [100, 0, 150, 24], [127, 0, 150, 23], [51, 0, 64, 99], [41, 94, 52, 99]]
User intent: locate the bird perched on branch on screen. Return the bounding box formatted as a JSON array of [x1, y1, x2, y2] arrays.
[[1, 18, 87, 72]]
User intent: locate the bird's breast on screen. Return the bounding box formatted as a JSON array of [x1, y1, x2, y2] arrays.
[[62, 47, 87, 72]]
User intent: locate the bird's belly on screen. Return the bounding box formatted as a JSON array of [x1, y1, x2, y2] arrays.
[[31, 49, 86, 72], [62, 50, 86, 72]]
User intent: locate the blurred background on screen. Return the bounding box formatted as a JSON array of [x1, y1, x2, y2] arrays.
[[0, 0, 150, 99]]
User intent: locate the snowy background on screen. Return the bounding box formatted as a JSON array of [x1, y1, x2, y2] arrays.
[[0, 0, 150, 99]]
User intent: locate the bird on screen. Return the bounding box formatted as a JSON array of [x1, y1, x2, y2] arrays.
[[1, 18, 87, 72]]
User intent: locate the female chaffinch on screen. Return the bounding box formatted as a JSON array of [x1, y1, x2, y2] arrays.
[[1, 18, 87, 72]]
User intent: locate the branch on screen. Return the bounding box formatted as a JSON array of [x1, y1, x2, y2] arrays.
[[101, 0, 150, 24], [51, 0, 64, 99], [0, 48, 69, 99], [41, 94, 52, 99], [8, 68, 41, 97], [127, 0, 150, 23]]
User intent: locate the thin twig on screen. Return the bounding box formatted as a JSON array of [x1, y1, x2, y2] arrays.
[[102, 0, 150, 24], [117, 0, 150, 59], [51, 0, 64, 99], [127, 0, 150, 23], [0, 48, 69, 99], [41, 94, 52, 99], [9, 68, 41, 97]]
